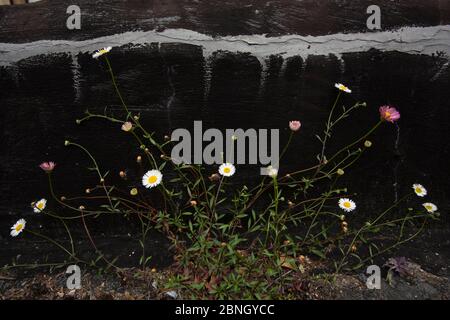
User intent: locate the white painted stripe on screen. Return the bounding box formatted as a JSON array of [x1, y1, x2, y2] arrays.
[[0, 26, 449, 66]]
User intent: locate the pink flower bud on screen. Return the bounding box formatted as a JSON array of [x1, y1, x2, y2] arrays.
[[39, 161, 56, 173], [289, 121, 301, 132]]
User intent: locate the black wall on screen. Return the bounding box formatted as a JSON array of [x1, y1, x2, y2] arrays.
[[1, 0, 449, 266]]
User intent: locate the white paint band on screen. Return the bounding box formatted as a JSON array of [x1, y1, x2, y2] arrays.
[[1, 25, 449, 66]]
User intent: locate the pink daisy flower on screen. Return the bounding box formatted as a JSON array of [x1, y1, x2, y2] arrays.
[[39, 161, 56, 173], [379, 105, 400, 123]]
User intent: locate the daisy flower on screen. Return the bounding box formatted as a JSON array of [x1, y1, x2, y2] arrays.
[[289, 121, 301, 132], [33, 198, 47, 213], [379, 105, 400, 123], [412, 184, 427, 197], [422, 203, 437, 213], [338, 198, 356, 212], [39, 161, 56, 173], [92, 46, 112, 59], [219, 163, 236, 177], [335, 83, 352, 93], [10, 219, 26, 237], [142, 170, 163, 189]]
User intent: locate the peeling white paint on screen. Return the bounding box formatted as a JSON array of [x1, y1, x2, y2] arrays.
[[258, 58, 268, 98], [203, 57, 213, 104], [0, 26, 449, 66], [70, 53, 82, 102], [430, 61, 450, 81]]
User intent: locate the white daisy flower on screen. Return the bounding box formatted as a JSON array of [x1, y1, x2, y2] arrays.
[[422, 202, 438, 213], [219, 163, 236, 177], [335, 83, 352, 93], [92, 46, 112, 59], [10, 219, 26, 237], [412, 184, 427, 197], [142, 170, 163, 189], [338, 198, 356, 212], [33, 198, 47, 213]]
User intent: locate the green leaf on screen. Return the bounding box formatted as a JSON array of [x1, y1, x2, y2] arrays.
[[310, 249, 326, 259]]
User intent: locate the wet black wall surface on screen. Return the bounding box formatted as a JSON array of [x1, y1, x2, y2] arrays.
[[1, 0, 449, 41], [0, 0, 449, 266]]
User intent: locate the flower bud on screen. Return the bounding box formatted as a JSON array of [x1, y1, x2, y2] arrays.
[[130, 188, 138, 196], [267, 166, 278, 178], [121, 121, 133, 132], [337, 169, 345, 176], [364, 140, 372, 148], [289, 121, 302, 132], [136, 156, 142, 163], [209, 173, 221, 182], [160, 154, 171, 161]]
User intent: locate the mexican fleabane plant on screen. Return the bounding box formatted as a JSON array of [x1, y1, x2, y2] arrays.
[[5, 47, 439, 299]]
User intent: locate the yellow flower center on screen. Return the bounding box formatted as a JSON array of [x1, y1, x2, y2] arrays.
[[385, 111, 391, 118], [37, 202, 44, 209], [224, 167, 231, 174], [415, 187, 422, 194], [15, 224, 23, 232], [344, 202, 351, 208], [148, 176, 158, 184], [426, 205, 432, 211]]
